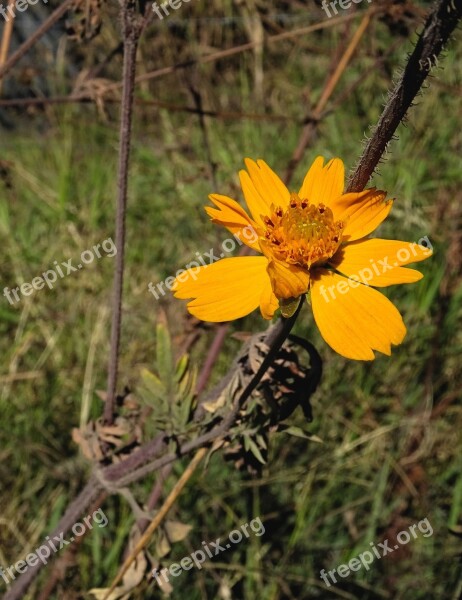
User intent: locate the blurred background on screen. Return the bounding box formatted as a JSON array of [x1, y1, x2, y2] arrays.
[[0, 0, 461, 598]]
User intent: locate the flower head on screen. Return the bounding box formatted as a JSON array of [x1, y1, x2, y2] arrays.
[[172, 157, 432, 360]]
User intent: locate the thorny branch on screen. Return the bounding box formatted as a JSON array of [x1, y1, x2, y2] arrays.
[[347, 0, 462, 192], [4, 0, 461, 598]]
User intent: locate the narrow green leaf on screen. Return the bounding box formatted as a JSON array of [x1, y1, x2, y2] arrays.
[[156, 322, 173, 383]]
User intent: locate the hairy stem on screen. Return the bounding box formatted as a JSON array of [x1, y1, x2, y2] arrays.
[[347, 0, 462, 192], [104, 2, 141, 425]]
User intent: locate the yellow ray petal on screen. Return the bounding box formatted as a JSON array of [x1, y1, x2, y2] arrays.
[[298, 156, 345, 206], [239, 159, 290, 226], [330, 239, 432, 287], [259, 239, 310, 299], [260, 278, 279, 320], [310, 269, 406, 360], [205, 194, 261, 251], [256, 159, 290, 208], [172, 256, 270, 322], [266, 258, 310, 300], [333, 189, 392, 242]]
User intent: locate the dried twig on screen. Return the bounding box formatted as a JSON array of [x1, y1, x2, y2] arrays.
[[0, 0, 74, 82], [0, 0, 15, 95], [0, 94, 291, 122], [106, 12, 364, 90], [103, 447, 207, 599], [284, 10, 372, 184]]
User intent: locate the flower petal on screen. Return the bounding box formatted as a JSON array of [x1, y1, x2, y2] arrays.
[[330, 239, 432, 287], [172, 256, 270, 322], [298, 156, 345, 206], [333, 189, 392, 242], [310, 269, 406, 360], [205, 194, 261, 251], [259, 239, 310, 299], [239, 159, 290, 226], [266, 259, 310, 299], [260, 278, 279, 320], [256, 159, 291, 208]]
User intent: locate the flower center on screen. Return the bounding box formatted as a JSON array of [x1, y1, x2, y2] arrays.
[[263, 192, 344, 269]]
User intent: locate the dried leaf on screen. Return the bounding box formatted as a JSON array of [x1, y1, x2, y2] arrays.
[[89, 588, 127, 600], [156, 533, 171, 558], [151, 565, 173, 595], [96, 418, 131, 447], [90, 529, 149, 599], [72, 425, 103, 461], [164, 520, 192, 543], [202, 392, 227, 414]]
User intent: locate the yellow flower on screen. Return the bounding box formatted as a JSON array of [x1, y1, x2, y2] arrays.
[[172, 157, 432, 360]]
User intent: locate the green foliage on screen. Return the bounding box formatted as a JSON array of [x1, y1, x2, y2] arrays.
[[138, 321, 196, 438]]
